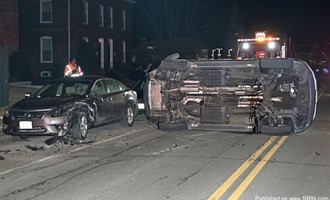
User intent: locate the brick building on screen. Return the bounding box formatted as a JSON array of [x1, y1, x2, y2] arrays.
[[1, 0, 135, 79], [0, 0, 19, 53]]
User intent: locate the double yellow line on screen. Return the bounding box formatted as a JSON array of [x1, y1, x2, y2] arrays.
[[208, 136, 288, 200]]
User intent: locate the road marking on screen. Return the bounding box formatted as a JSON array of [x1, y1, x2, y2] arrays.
[[146, 144, 188, 156], [228, 136, 288, 200], [68, 127, 149, 153], [0, 127, 148, 176], [207, 136, 277, 200], [0, 155, 60, 176]]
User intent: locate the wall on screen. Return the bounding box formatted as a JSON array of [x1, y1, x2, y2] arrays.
[[0, 0, 19, 53]]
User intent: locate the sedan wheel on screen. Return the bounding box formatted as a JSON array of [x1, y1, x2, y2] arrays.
[[13, 134, 29, 140], [120, 104, 135, 127], [71, 112, 88, 140]]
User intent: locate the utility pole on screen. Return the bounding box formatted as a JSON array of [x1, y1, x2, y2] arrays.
[[68, 0, 71, 60]]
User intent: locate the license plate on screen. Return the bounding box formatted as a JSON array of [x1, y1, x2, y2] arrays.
[[19, 121, 32, 129], [138, 103, 145, 110]]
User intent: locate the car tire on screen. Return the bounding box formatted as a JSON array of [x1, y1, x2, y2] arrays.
[[260, 58, 294, 74], [71, 112, 88, 140], [259, 125, 293, 136], [158, 122, 187, 131], [19, 134, 29, 139], [120, 104, 135, 127], [13, 134, 28, 140], [260, 58, 294, 69]]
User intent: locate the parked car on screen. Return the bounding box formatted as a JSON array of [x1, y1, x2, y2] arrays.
[[145, 53, 317, 135], [2, 76, 138, 141]]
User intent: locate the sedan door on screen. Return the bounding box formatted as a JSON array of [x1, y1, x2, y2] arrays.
[[91, 80, 112, 123], [102, 79, 126, 121]]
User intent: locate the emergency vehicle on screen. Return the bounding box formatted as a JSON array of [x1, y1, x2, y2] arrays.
[[236, 31, 288, 59]]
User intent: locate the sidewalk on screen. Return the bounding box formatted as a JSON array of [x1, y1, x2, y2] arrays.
[[0, 82, 41, 142]]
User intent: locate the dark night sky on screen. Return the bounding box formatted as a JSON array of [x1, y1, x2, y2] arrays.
[[238, 0, 330, 43], [133, 0, 330, 47]]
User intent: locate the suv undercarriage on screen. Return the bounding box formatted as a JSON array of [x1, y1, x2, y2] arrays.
[[145, 54, 317, 135]]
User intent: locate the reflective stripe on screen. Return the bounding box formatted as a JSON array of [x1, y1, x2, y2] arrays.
[[64, 65, 73, 76], [64, 64, 83, 77]]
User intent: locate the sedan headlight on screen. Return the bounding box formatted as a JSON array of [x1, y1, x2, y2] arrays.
[[4, 109, 10, 118], [3, 107, 11, 118], [51, 106, 71, 117]]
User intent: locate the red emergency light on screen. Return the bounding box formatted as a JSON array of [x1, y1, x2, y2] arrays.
[[237, 32, 280, 42]]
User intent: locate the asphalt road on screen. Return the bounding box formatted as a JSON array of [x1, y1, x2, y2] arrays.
[[0, 79, 329, 200]]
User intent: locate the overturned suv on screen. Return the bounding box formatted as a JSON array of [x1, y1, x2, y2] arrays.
[[145, 54, 317, 135]]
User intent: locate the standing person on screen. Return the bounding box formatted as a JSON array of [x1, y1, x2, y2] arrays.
[[64, 57, 84, 77]]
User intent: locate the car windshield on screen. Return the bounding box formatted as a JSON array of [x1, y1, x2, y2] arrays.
[[35, 80, 91, 98]]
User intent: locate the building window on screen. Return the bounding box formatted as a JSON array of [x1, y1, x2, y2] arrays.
[[99, 4, 104, 27], [108, 6, 113, 28], [122, 40, 126, 63], [121, 10, 126, 30], [108, 39, 113, 68], [99, 38, 104, 69], [83, 37, 89, 42], [83, 1, 89, 25], [40, 36, 53, 63], [40, 0, 52, 23]]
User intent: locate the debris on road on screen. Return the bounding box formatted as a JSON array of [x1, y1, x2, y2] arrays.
[[76, 140, 95, 144], [0, 149, 11, 154], [25, 145, 45, 151]]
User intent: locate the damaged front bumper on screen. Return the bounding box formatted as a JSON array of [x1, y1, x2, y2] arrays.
[[3, 113, 70, 136]]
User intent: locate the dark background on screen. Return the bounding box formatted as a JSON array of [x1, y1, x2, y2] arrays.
[[133, 0, 330, 48]]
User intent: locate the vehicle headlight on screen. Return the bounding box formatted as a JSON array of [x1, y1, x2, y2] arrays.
[[51, 106, 70, 117], [267, 42, 276, 50], [242, 43, 250, 50], [4, 107, 11, 118]]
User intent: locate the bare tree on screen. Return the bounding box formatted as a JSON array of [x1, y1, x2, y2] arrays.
[[141, 0, 223, 40]]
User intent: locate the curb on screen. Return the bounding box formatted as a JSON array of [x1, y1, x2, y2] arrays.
[[9, 81, 42, 89], [0, 133, 14, 143], [0, 116, 13, 142]]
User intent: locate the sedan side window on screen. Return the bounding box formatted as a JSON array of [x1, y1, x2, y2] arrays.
[[91, 81, 106, 95], [104, 79, 122, 93]]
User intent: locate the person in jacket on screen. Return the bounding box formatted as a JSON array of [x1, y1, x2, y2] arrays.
[[64, 57, 83, 77]]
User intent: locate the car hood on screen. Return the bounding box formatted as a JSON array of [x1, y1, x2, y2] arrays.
[[12, 96, 84, 110]]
